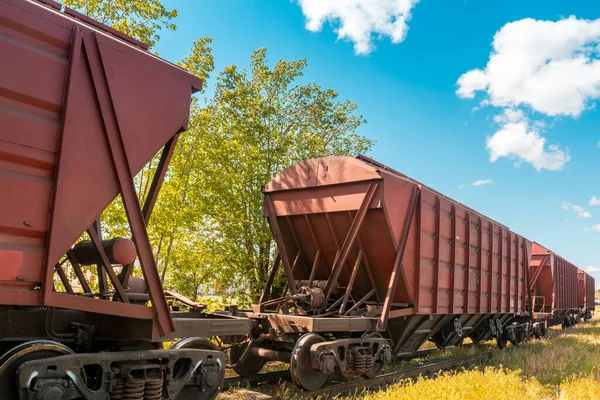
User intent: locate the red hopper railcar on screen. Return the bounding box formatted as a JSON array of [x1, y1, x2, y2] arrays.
[[0, 1, 248, 398], [240, 155, 546, 390]]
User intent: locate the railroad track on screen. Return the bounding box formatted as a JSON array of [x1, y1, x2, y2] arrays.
[[306, 352, 491, 398], [224, 370, 291, 389], [222, 345, 469, 390], [223, 350, 491, 398]]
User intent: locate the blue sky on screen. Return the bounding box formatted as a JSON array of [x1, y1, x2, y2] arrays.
[[155, 0, 600, 284]]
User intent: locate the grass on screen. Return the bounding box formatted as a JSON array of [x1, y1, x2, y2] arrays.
[[356, 315, 600, 400]]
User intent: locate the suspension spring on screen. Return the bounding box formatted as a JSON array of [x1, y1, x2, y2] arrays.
[[349, 347, 374, 373], [349, 351, 366, 372], [110, 377, 145, 400], [364, 354, 373, 372], [144, 379, 163, 400]]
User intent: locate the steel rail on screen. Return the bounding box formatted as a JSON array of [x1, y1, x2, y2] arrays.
[[304, 352, 491, 398], [223, 349, 491, 398], [223, 370, 291, 389]]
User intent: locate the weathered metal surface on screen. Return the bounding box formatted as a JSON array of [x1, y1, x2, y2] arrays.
[[262, 155, 531, 318], [17, 347, 224, 399], [587, 274, 595, 311], [0, 0, 202, 335], [164, 313, 252, 340], [247, 313, 379, 333], [530, 243, 579, 324], [577, 269, 595, 311], [260, 155, 532, 357]]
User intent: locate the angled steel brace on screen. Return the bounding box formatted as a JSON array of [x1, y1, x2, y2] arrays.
[[264, 192, 297, 295], [325, 182, 379, 301], [42, 26, 84, 303], [378, 186, 419, 331], [66, 250, 92, 294], [87, 227, 129, 303], [117, 135, 180, 291], [83, 31, 173, 334], [530, 256, 547, 288], [259, 251, 281, 304], [55, 262, 73, 293], [340, 249, 363, 314]]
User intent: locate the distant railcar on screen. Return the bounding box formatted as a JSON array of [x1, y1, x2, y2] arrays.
[[577, 269, 595, 320], [238, 155, 545, 390], [0, 1, 248, 398], [530, 243, 579, 327]]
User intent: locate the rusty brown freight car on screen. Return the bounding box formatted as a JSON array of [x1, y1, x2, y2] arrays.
[[0, 1, 247, 398], [240, 155, 539, 390], [530, 243, 579, 327], [577, 269, 595, 320]]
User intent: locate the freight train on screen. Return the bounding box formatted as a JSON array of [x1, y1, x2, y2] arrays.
[[0, 0, 595, 398], [244, 155, 595, 389]]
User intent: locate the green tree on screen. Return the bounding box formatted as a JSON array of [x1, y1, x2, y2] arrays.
[[58, 0, 373, 305], [61, 0, 177, 48], [176, 48, 373, 303]]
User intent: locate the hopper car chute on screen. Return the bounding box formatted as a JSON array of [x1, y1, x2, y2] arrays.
[[0, 0, 248, 398], [240, 155, 547, 390]]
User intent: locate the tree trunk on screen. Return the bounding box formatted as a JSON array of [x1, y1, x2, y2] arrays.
[[160, 235, 175, 283]]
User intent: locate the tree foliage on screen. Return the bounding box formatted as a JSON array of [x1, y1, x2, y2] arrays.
[[169, 48, 373, 302], [60, 0, 177, 48]]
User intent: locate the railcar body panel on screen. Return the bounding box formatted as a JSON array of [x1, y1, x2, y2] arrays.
[[0, 0, 202, 335], [261, 155, 531, 355], [577, 269, 595, 311], [530, 243, 578, 325], [587, 275, 596, 311]]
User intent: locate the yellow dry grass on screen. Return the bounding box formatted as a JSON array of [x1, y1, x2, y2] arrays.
[[355, 315, 600, 400]]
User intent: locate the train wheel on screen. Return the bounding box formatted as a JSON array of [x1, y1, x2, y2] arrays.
[[496, 333, 507, 349], [171, 338, 222, 400], [229, 338, 267, 377], [453, 318, 463, 338], [495, 319, 504, 336], [489, 319, 498, 337], [540, 322, 548, 337], [362, 332, 384, 379], [0, 340, 73, 399], [290, 333, 328, 391]]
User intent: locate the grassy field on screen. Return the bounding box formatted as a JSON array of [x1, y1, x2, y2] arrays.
[[358, 315, 600, 400]]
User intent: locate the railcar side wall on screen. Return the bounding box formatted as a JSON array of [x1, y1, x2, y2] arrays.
[[586, 274, 596, 310], [404, 183, 531, 315]]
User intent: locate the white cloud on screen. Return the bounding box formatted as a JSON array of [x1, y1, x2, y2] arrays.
[[593, 224, 600, 232], [457, 17, 600, 116], [562, 202, 592, 218], [457, 17, 600, 170], [296, 0, 420, 55], [587, 266, 600, 272], [472, 179, 494, 186], [590, 196, 600, 206], [457, 185, 465, 190], [486, 110, 570, 171]]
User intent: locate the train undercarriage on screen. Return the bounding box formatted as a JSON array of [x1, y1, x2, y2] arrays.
[[0, 304, 246, 399]]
